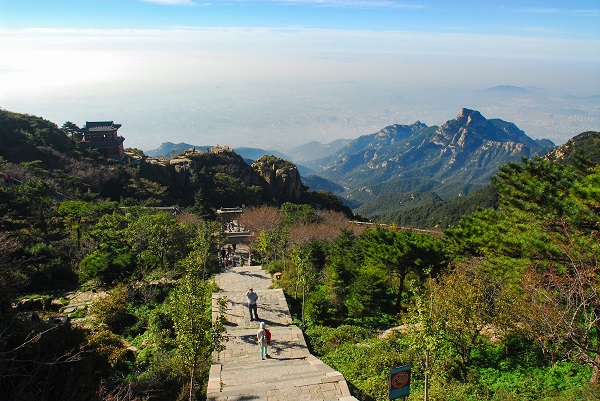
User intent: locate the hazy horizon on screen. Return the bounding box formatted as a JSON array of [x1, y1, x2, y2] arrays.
[[1, 0, 598, 150]]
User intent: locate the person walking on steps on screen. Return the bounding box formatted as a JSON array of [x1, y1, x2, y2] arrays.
[[246, 287, 259, 321], [257, 321, 271, 360]]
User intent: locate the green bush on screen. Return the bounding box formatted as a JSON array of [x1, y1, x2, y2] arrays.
[[263, 259, 288, 275], [87, 329, 129, 369], [304, 287, 344, 326], [305, 324, 373, 355], [320, 335, 409, 401], [477, 362, 592, 400], [91, 284, 136, 334], [79, 249, 135, 285]]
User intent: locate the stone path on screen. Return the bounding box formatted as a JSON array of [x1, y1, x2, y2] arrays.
[[208, 263, 358, 401]]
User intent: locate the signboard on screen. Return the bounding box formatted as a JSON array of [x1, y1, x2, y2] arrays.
[[389, 364, 412, 400]]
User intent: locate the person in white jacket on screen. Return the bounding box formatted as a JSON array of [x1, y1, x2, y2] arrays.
[[257, 321, 269, 360]]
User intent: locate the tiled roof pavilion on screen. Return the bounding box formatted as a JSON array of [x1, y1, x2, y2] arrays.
[[80, 121, 125, 159], [81, 121, 122, 133]]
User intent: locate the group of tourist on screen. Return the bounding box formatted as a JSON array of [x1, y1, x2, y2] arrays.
[[219, 244, 243, 267]]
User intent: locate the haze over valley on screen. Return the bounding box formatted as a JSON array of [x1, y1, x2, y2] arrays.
[[1, 1, 598, 150], [6, 81, 599, 152]]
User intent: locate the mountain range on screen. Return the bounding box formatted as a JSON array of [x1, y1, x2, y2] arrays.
[[147, 108, 556, 209], [2, 107, 597, 228]]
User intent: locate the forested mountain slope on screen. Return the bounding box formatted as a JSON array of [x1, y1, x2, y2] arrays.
[[353, 130, 599, 228]]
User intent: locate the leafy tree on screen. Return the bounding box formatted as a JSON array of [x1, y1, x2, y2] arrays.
[[177, 217, 222, 279], [492, 157, 598, 231], [360, 227, 446, 312], [427, 260, 507, 380], [253, 225, 289, 264], [516, 229, 600, 383], [126, 177, 169, 203], [58, 200, 118, 251], [61, 121, 81, 141], [345, 266, 388, 319], [2, 179, 69, 284], [212, 172, 246, 207], [166, 275, 227, 401], [79, 210, 135, 284], [280, 202, 319, 225], [291, 241, 324, 325], [126, 212, 194, 272], [0, 233, 26, 309], [446, 161, 600, 287], [324, 229, 363, 319]]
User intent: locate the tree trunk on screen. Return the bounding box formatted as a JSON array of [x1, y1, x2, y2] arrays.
[[189, 363, 196, 401], [424, 349, 429, 401], [396, 272, 406, 312], [592, 324, 600, 384], [301, 284, 306, 326], [592, 315, 600, 384]]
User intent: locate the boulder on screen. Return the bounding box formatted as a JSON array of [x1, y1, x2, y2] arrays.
[[32, 298, 44, 310], [48, 315, 70, 325], [19, 299, 32, 311], [49, 299, 64, 311]]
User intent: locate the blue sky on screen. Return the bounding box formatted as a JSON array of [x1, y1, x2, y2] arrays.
[[1, 0, 599, 37], [0, 0, 599, 149]]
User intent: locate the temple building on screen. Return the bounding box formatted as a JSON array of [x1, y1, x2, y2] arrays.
[[80, 121, 125, 160]]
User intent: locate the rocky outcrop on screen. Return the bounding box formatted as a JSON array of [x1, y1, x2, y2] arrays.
[[545, 131, 600, 165], [139, 146, 306, 206], [166, 146, 258, 187], [251, 155, 304, 201]]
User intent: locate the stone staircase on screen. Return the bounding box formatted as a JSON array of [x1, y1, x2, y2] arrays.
[[208, 263, 358, 401]]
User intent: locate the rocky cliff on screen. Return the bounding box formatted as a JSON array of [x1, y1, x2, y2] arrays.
[[138, 146, 305, 206], [251, 155, 304, 201]]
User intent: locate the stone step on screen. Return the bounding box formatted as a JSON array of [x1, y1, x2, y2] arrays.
[[221, 370, 330, 386], [221, 361, 331, 377], [208, 259, 358, 401], [215, 374, 348, 398]]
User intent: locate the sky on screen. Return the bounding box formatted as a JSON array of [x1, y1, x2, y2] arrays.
[[0, 0, 599, 151]]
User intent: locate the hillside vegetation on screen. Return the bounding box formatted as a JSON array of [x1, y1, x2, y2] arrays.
[[1, 107, 598, 401], [0, 109, 353, 217]]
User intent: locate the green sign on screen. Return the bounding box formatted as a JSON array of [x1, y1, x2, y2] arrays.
[[389, 364, 412, 400]]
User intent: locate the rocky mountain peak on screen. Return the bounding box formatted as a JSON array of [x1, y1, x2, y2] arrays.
[[320, 108, 555, 192], [455, 108, 486, 127]]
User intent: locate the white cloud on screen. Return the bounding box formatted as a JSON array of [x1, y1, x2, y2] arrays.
[[516, 7, 600, 17], [571, 9, 600, 17]]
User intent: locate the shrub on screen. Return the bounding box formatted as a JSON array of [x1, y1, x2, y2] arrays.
[[87, 329, 129, 369], [304, 287, 341, 326], [305, 324, 373, 355], [91, 284, 135, 334], [263, 259, 288, 275]]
